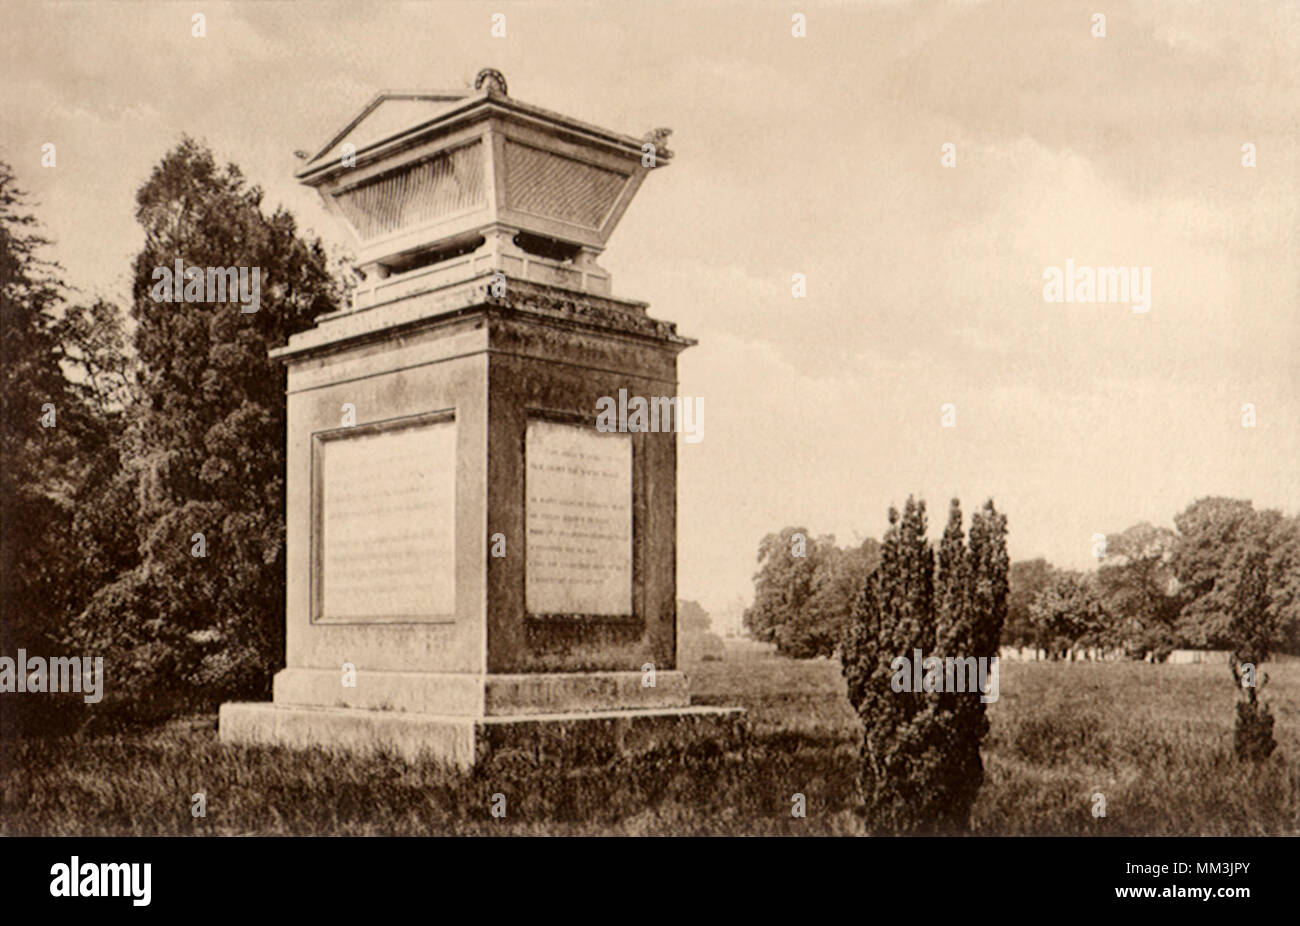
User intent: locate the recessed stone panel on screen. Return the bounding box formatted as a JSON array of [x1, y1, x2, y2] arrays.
[[317, 415, 457, 622], [525, 419, 632, 617]]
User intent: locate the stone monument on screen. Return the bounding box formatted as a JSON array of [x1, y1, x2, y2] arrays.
[[219, 69, 742, 768]]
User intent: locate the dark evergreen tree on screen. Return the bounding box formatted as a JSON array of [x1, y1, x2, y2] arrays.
[[842, 497, 1007, 833], [68, 139, 343, 714], [0, 162, 134, 735], [0, 161, 76, 663]]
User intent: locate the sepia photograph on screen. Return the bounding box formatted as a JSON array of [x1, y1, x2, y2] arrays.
[[1, 0, 1296, 910]]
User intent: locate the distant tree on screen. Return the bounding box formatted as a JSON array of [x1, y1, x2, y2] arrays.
[[777, 539, 880, 658], [1172, 498, 1256, 606], [1028, 572, 1111, 659], [744, 526, 818, 646], [1095, 522, 1179, 659], [677, 599, 725, 661], [744, 528, 879, 658], [67, 139, 343, 713], [1173, 499, 1300, 654], [1267, 515, 1300, 653], [841, 497, 1008, 834], [677, 600, 711, 634], [1005, 558, 1055, 648]]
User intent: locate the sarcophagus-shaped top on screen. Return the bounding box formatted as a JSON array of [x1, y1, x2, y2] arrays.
[[296, 68, 672, 304]]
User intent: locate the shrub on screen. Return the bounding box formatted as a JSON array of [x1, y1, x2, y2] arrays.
[[1228, 548, 1278, 763], [841, 497, 1008, 833]]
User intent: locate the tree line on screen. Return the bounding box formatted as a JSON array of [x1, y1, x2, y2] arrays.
[[746, 498, 1300, 662]]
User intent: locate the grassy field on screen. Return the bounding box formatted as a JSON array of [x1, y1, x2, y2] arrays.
[[3, 644, 1298, 835]]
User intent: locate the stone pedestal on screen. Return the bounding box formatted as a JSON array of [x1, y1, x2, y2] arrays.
[[218, 274, 744, 766]]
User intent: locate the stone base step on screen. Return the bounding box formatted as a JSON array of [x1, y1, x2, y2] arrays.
[[219, 701, 746, 770]]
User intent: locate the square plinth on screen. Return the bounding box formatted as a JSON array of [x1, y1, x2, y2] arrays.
[[270, 668, 693, 716], [219, 701, 747, 770]]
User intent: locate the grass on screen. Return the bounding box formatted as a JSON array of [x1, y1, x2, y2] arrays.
[[2, 645, 1298, 835]]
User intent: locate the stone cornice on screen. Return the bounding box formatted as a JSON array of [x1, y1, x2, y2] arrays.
[[271, 273, 694, 363]]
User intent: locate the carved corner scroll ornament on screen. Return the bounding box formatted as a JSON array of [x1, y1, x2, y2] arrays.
[[641, 127, 673, 160]]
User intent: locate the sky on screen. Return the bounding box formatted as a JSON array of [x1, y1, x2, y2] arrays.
[[3, 0, 1298, 619]]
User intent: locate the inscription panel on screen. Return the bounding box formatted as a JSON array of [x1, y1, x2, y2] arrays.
[[317, 416, 457, 622], [525, 419, 632, 617]]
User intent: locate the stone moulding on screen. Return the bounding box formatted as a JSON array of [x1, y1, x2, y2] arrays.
[[272, 273, 694, 365]]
